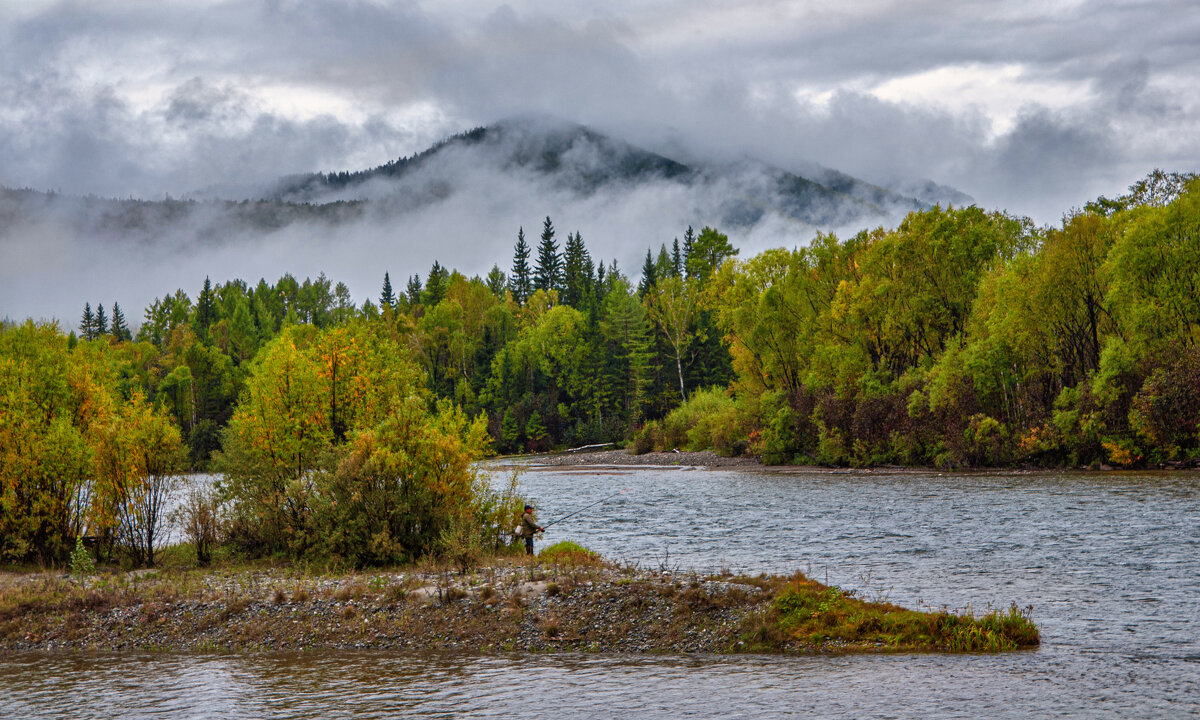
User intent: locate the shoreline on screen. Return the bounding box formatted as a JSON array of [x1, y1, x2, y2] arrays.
[[0, 551, 1038, 656], [492, 448, 1200, 474]]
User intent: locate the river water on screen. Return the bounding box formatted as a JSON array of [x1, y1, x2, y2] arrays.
[[2, 465, 1198, 718]]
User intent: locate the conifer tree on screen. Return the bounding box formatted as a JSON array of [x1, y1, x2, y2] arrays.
[[534, 216, 562, 292], [682, 225, 695, 278], [423, 261, 449, 306], [111, 302, 131, 341], [672, 238, 683, 277], [510, 227, 533, 305], [562, 231, 593, 308], [95, 303, 109, 336], [195, 277, 217, 339], [638, 249, 658, 298], [80, 303, 95, 340], [380, 272, 396, 310], [406, 274, 422, 306]]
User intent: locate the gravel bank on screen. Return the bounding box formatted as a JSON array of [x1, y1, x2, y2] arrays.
[[0, 561, 782, 655]]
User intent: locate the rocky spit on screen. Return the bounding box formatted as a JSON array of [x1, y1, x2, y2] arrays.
[[0, 560, 787, 655]]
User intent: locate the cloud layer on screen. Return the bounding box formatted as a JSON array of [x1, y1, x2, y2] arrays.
[[2, 0, 1198, 324]]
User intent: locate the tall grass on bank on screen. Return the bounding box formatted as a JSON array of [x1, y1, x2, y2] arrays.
[[743, 572, 1039, 652]]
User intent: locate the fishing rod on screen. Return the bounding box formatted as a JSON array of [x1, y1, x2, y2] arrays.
[[540, 487, 631, 531]]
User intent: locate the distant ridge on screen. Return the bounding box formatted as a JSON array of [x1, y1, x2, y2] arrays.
[[0, 116, 973, 254], [260, 116, 963, 230]]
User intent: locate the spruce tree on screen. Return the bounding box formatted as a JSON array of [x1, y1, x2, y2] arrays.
[[423, 261, 449, 306], [562, 231, 593, 308], [111, 302, 131, 341], [95, 303, 108, 336], [195, 276, 216, 339], [80, 303, 95, 340], [534, 216, 562, 292], [510, 227, 533, 305], [406, 274, 422, 306], [682, 225, 695, 279], [380, 272, 396, 309], [638, 249, 658, 298], [672, 238, 683, 277]]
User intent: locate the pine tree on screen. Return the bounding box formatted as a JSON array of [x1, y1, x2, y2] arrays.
[[686, 226, 737, 281], [672, 238, 683, 277], [406, 274, 422, 306], [638, 249, 658, 298], [422, 261, 449, 306], [534, 216, 562, 292], [80, 303, 95, 340], [195, 276, 217, 339], [682, 225, 695, 279], [380, 272, 396, 309], [95, 303, 108, 336], [562, 231, 593, 308], [510, 227, 533, 305], [111, 302, 131, 341]]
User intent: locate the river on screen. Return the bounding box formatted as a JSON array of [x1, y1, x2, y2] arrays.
[[2, 465, 1198, 718]]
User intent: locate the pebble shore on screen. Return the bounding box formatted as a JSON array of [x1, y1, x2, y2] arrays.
[[0, 561, 785, 655]]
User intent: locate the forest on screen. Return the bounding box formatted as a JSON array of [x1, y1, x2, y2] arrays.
[[2, 170, 1198, 566]]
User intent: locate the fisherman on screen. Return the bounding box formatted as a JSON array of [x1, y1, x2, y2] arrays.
[[519, 504, 544, 555]]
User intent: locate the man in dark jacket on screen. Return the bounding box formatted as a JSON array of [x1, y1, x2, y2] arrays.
[[519, 504, 544, 555]]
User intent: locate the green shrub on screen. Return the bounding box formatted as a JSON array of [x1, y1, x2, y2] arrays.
[[539, 540, 602, 565], [963, 414, 1011, 466], [658, 387, 751, 455], [70, 537, 95, 578]]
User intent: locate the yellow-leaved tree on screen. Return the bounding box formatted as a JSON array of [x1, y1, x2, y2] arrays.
[[216, 320, 507, 563]]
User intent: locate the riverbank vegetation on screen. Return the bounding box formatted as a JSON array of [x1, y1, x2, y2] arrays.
[[3, 170, 1197, 568], [0, 549, 1038, 655]]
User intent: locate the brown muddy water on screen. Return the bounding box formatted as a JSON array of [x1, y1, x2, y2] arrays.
[[2, 466, 1198, 718]]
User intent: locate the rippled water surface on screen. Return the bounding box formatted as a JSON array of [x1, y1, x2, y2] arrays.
[[3, 465, 1199, 718]]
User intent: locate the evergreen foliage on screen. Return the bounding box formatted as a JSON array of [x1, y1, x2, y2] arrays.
[[110, 302, 131, 341], [510, 227, 533, 305], [95, 303, 109, 336], [80, 303, 95, 340], [534, 216, 562, 292], [406, 274, 422, 307], [380, 272, 396, 309]]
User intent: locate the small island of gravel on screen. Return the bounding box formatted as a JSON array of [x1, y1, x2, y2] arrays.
[[0, 542, 1038, 655]]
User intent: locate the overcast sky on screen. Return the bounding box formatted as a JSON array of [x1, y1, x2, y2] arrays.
[[2, 0, 1198, 323]]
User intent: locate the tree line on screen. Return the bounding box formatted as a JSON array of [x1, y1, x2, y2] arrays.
[[3, 170, 1197, 568]]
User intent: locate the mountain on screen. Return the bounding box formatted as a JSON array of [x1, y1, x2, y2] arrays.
[[257, 116, 954, 231], [1, 117, 974, 327]]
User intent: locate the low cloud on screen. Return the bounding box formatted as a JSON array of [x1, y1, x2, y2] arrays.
[[2, 0, 1199, 323]]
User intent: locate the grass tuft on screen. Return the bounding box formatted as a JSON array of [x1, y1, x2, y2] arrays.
[[538, 541, 602, 566], [759, 573, 1040, 652]]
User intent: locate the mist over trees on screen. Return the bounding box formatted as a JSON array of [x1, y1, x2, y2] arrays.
[[4, 170, 1199, 566]]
